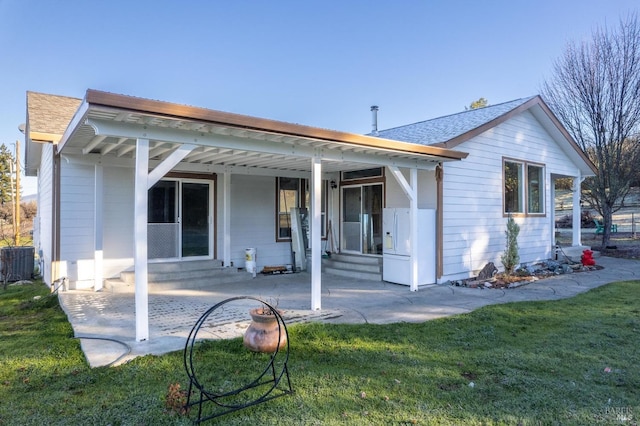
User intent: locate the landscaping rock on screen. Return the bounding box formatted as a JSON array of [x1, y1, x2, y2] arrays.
[[545, 260, 560, 270], [452, 256, 602, 290], [560, 264, 573, 274], [508, 277, 537, 288], [525, 264, 543, 275], [477, 262, 498, 280]]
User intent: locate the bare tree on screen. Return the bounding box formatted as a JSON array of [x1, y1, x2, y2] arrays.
[[542, 14, 640, 246]]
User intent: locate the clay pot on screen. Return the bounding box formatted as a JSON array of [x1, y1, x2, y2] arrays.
[[243, 308, 287, 353]]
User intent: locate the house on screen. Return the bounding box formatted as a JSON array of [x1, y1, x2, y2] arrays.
[[374, 96, 596, 281], [24, 90, 595, 342]]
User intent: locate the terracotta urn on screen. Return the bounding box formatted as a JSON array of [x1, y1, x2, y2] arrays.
[[243, 308, 287, 353]]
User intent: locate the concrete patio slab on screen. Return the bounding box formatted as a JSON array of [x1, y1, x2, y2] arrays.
[[57, 256, 639, 367]]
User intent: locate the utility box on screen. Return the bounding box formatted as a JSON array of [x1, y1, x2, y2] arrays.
[[1, 246, 35, 282]]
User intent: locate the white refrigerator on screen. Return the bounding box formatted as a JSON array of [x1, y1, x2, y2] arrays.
[[382, 208, 436, 286]]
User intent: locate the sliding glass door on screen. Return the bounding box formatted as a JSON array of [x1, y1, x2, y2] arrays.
[[148, 179, 212, 260], [341, 184, 383, 255], [181, 182, 210, 257]]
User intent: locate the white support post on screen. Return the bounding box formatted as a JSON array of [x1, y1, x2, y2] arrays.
[[572, 176, 582, 247], [548, 179, 558, 236], [223, 170, 231, 267], [134, 138, 149, 342], [310, 157, 322, 310], [409, 168, 419, 292], [94, 165, 104, 291], [550, 178, 556, 252]]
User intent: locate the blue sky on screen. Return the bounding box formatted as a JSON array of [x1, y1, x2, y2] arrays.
[[1, 0, 637, 195]]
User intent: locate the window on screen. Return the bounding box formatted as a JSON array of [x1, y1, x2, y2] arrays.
[[303, 180, 327, 237], [504, 161, 523, 213], [503, 159, 545, 215], [276, 177, 328, 241], [277, 177, 300, 239], [341, 167, 383, 181], [527, 164, 544, 214]]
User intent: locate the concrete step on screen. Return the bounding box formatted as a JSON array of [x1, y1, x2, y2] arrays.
[[322, 253, 382, 281], [119, 260, 225, 284], [322, 266, 382, 281], [323, 258, 382, 273], [105, 272, 252, 293], [104, 278, 133, 293], [327, 253, 382, 265], [104, 260, 250, 293], [148, 259, 224, 272]]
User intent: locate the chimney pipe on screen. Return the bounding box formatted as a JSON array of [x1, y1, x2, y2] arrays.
[[370, 105, 379, 136]]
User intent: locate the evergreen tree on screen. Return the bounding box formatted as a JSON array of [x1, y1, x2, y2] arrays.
[[0, 144, 14, 205], [501, 215, 520, 275]]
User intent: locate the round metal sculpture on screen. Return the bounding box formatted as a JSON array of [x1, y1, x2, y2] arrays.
[[183, 296, 292, 423]]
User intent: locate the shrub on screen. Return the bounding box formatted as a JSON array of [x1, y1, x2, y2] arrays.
[[501, 215, 520, 275]]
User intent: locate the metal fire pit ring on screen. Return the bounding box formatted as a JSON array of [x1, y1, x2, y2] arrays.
[[183, 296, 293, 423]]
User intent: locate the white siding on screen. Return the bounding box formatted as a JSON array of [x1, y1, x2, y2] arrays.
[[36, 144, 54, 285], [222, 174, 293, 270], [59, 163, 95, 288], [53, 165, 293, 283], [385, 167, 437, 209], [441, 111, 581, 281], [103, 167, 135, 278]]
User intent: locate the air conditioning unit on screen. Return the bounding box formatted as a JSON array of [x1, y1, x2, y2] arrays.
[[1, 247, 35, 282]]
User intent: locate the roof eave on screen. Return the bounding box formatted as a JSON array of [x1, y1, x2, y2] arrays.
[[83, 89, 467, 162], [434, 97, 541, 150], [534, 100, 597, 176], [433, 96, 596, 175], [57, 99, 90, 154]]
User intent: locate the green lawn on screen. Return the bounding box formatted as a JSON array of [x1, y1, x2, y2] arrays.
[[1, 280, 638, 425]]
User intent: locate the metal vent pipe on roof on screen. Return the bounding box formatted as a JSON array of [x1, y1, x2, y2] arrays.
[[371, 105, 379, 136]]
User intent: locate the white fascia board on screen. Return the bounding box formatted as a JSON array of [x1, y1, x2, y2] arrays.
[[85, 118, 443, 171], [24, 139, 43, 176], [58, 100, 90, 153]]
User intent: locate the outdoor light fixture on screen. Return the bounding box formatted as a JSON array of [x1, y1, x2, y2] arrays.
[[330, 180, 337, 189]]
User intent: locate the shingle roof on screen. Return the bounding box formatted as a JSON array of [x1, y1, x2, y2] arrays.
[[374, 97, 536, 146], [27, 91, 82, 137]]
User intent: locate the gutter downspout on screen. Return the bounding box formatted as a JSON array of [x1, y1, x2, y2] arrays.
[[435, 163, 444, 280], [52, 152, 61, 285]]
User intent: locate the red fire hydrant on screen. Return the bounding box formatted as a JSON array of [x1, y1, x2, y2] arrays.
[[581, 249, 596, 266]]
